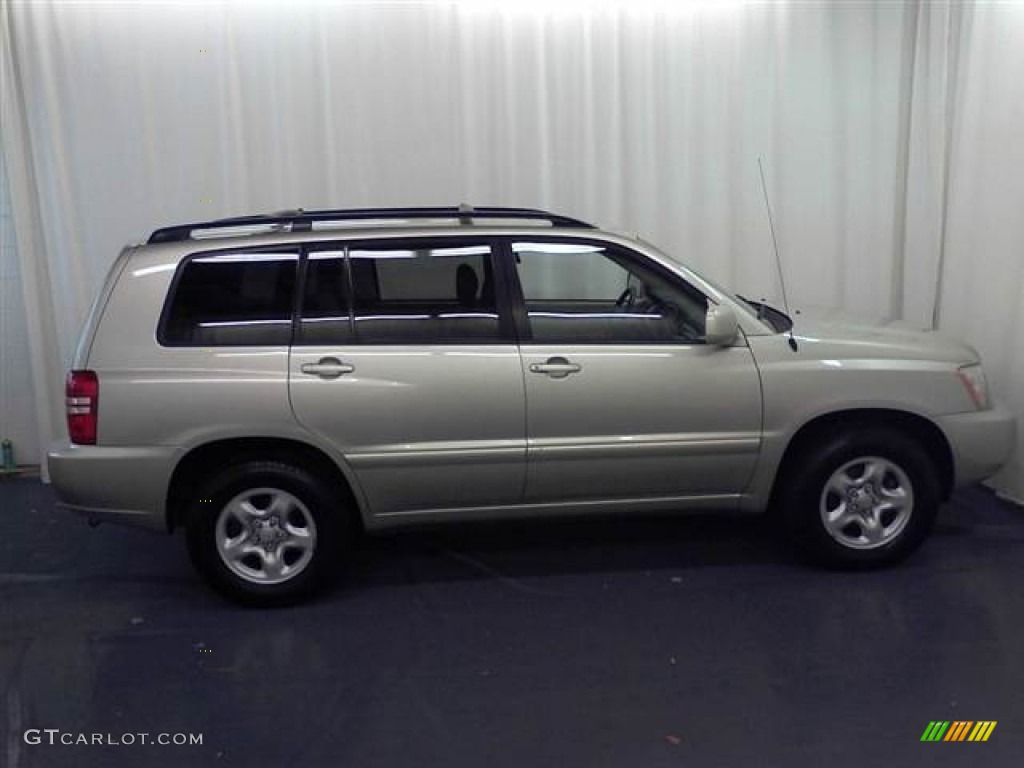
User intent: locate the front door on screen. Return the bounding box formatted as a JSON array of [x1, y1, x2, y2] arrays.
[[289, 238, 525, 517], [509, 238, 762, 505]]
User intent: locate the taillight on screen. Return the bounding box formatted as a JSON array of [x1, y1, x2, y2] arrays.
[[66, 370, 99, 445]]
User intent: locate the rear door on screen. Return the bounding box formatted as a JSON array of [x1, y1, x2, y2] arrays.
[[288, 237, 525, 518], [508, 238, 762, 505]]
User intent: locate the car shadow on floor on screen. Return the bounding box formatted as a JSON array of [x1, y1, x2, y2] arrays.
[[349, 511, 789, 587], [340, 484, 1024, 594]]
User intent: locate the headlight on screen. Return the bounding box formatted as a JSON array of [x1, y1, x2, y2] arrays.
[[957, 364, 989, 410]]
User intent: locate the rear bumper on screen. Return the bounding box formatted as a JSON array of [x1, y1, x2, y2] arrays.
[[937, 400, 1017, 487], [46, 442, 179, 532]]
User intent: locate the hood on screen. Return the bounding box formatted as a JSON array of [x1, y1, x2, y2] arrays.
[[785, 304, 979, 365]]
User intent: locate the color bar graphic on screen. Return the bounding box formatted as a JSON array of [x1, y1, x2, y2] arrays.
[[921, 720, 996, 742]]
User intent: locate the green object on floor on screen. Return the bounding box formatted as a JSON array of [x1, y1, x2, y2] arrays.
[[1, 439, 14, 471]]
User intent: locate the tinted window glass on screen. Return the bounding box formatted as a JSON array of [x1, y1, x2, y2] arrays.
[[513, 241, 707, 344], [161, 251, 297, 346], [298, 241, 501, 344]]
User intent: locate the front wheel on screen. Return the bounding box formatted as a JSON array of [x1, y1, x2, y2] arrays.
[[780, 429, 941, 568], [185, 461, 346, 606]]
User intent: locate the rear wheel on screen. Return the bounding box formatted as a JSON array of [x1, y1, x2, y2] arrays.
[[780, 428, 941, 567], [185, 461, 346, 606]]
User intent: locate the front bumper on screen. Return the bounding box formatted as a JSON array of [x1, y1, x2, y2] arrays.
[[937, 400, 1018, 487], [46, 443, 179, 532]]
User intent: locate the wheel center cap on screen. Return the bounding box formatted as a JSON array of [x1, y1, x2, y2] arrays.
[[850, 489, 872, 513], [252, 520, 280, 545]]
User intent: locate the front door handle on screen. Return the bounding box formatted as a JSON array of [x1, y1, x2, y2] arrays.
[[529, 356, 582, 379], [300, 357, 355, 380]]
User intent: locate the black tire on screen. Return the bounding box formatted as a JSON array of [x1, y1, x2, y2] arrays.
[[779, 428, 941, 568], [185, 460, 347, 606]]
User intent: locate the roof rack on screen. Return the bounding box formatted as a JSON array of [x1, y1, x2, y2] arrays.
[[147, 205, 594, 243]]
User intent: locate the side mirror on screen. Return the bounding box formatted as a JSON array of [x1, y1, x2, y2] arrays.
[[705, 303, 739, 346]]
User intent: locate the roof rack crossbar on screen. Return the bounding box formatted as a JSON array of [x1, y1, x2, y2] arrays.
[[147, 206, 594, 243]]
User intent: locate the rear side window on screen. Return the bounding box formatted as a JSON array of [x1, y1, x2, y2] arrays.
[[160, 251, 298, 346], [297, 240, 502, 345]]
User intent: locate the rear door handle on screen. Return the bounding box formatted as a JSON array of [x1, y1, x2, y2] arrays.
[[529, 357, 582, 379], [300, 357, 355, 380]]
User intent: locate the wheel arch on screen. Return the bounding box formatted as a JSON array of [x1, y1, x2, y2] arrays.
[[166, 437, 364, 532], [769, 408, 955, 510]]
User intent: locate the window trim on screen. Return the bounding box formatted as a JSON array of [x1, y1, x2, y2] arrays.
[[156, 245, 301, 348], [294, 236, 518, 347], [499, 235, 713, 346]]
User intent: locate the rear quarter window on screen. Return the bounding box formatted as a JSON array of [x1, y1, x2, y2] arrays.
[[159, 251, 298, 346]]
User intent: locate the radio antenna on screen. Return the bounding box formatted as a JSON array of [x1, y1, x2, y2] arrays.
[[757, 156, 798, 352]]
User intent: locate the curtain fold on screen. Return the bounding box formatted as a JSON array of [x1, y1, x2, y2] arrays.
[[1, 0, 1021, 498]]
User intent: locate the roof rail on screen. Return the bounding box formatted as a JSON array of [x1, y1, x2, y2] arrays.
[[146, 206, 594, 243]]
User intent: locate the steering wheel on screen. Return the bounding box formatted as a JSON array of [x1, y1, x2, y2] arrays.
[[615, 287, 634, 308]]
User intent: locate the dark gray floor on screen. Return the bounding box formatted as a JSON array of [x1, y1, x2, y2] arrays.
[[2, 479, 1023, 767]]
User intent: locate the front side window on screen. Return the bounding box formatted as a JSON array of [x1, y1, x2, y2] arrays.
[[513, 241, 708, 344], [297, 240, 502, 345], [161, 251, 298, 346]]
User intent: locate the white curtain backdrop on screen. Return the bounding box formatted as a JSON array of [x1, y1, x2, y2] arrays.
[[935, 3, 1024, 502], [1, 0, 1021, 499]]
